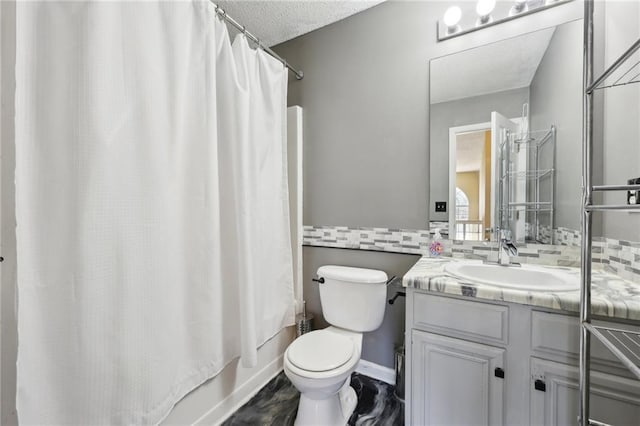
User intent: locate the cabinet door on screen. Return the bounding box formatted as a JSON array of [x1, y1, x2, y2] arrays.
[[531, 358, 640, 425], [411, 330, 505, 426]]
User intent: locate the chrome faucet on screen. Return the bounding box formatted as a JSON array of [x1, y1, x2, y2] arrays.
[[499, 238, 520, 266], [485, 229, 520, 266]]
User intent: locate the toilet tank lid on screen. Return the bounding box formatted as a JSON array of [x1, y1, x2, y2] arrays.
[[317, 265, 387, 284]]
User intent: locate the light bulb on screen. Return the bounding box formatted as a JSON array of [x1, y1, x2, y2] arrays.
[[509, 0, 529, 16], [443, 6, 462, 27], [443, 6, 462, 34], [476, 0, 496, 18]]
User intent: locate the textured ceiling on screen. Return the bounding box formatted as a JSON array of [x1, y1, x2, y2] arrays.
[[214, 1, 386, 47], [430, 27, 556, 104]]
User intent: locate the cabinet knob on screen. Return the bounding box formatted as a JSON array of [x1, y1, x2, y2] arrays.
[[494, 367, 505, 379], [534, 379, 546, 392]]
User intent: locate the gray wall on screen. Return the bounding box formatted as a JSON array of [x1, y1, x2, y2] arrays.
[[1, 1, 17, 424], [601, 1, 640, 241], [429, 88, 530, 222], [303, 248, 418, 367], [274, 0, 582, 367], [529, 19, 583, 232]]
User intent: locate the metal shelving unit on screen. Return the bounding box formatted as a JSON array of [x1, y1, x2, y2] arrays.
[[498, 126, 555, 243], [579, 1, 640, 425], [584, 324, 640, 379], [588, 38, 640, 92]]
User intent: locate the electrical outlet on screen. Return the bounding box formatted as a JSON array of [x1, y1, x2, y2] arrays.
[[435, 201, 447, 212]]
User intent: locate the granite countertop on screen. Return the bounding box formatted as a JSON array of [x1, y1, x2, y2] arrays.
[[403, 256, 640, 321]]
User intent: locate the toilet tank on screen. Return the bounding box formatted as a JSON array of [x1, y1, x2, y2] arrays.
[[317, 265, 388, 332]]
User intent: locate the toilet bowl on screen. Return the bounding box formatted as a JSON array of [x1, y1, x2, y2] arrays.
[[284, 327, 362, 425], [284, 265, 388, 426]]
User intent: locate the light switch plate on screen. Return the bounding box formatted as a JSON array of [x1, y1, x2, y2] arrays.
[[435, 201, 447, 212]]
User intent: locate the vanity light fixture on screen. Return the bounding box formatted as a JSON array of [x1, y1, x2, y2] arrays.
[[437, 0, 572, 41], [443, 6, 462, 35], [475, 0, 496, 26]]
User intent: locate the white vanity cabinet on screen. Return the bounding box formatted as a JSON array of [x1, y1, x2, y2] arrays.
[[530, 312, 640, 425], [411, 330, 505, 426], [530, 358, 640, 425], [405, 289, 640, 426]]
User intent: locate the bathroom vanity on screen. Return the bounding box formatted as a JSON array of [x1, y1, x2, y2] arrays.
[[404, 257, 640, 426]]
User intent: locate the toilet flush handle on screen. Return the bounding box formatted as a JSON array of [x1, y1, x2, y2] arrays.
[[312, 277, 325, 284]]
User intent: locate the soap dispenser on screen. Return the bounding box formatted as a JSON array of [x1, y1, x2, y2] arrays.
[[430, 229, 444, 257]]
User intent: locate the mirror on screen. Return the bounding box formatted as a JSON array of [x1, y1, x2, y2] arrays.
[[429, 19, 583, 243]]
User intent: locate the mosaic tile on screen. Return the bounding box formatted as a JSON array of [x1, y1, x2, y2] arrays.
[[304, 225, 640, 283]]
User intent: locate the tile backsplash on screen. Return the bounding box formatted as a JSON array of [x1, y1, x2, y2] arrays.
[[593, 237, 640, 283], [303, 225, 640, 283], [303, 225, 429, 255], [554, 227, 582, 246]]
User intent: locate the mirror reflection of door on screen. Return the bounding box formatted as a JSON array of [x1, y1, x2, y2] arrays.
[[450, 127, 492, 241], [491, 112, 524, 243]]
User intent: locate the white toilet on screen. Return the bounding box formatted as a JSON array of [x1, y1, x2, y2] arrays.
[[284, 265, 388, 426]]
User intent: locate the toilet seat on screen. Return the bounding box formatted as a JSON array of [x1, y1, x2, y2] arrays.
[[287, 330, 355, 372]]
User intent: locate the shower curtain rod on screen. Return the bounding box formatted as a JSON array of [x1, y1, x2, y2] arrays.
[[213, 3, 304, 80]]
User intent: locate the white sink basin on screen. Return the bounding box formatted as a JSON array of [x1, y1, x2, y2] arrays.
[[443, 262, 579, 292]]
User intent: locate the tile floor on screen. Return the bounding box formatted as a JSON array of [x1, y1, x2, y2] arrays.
[[222, 371, 404, 425]]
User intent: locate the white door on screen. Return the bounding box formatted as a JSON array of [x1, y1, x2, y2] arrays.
[[491, 111, 522, 242], [530, 358, 640, 426], [411, 330, 505, 426]]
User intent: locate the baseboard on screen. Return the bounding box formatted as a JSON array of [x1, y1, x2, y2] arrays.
[[193, 355, 285, 426], [356, 359, 396, 386]]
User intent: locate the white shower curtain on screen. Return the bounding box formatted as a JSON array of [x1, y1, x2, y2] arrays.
[[14, 1, 295, 424]]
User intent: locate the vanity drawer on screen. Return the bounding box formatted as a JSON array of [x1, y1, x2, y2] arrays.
[[531, 311, 628, 368], [413, 292, 509, 345]]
